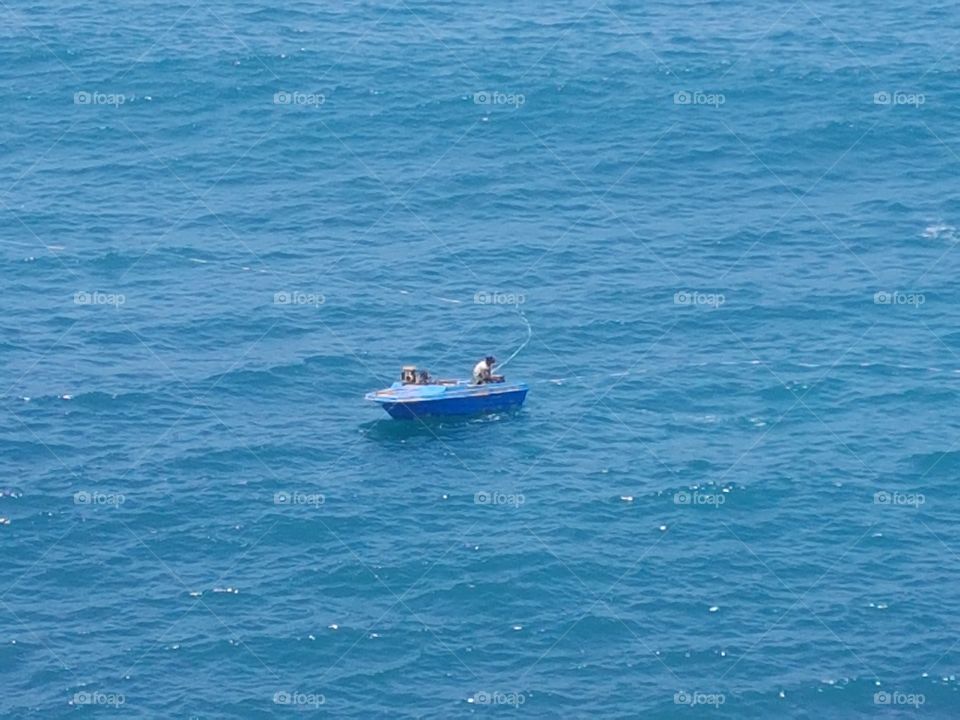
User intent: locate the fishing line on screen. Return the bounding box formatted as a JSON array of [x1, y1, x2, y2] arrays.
[[496, 306, 532, 372]]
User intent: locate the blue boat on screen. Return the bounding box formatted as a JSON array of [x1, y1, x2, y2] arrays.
[[366, 365, 528, 419]]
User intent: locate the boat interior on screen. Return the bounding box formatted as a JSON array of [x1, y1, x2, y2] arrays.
[[399, 365, 504, 386]]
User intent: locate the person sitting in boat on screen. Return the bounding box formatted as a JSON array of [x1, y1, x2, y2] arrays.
[[417, 370, 431, 385], [472, 356, 497, 384]]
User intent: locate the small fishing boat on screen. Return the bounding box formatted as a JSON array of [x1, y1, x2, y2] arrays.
[[366, 365, 528, 419]]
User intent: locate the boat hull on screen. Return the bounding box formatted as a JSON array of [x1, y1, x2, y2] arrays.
[[367, 383, 528, 419]]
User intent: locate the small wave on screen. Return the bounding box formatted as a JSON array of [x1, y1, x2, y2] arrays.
[[922, 222, 956, 240]]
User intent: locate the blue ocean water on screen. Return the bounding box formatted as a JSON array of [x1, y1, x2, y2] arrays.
[[3, 0, 960, 716]]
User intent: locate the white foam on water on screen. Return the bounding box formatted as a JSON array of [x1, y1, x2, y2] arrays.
[[922, 222, 955, 239]]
